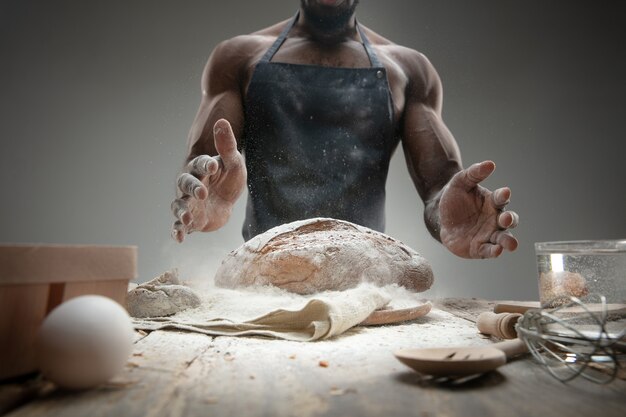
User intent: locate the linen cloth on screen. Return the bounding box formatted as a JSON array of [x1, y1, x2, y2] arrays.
[[132, 284, 424, 342]]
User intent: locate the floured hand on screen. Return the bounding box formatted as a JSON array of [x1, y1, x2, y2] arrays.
[[439, 161, 519, 259], [171, 119, 247, 242]]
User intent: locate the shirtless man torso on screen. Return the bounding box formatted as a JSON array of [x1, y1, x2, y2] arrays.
[[171, 0, 519, 259]]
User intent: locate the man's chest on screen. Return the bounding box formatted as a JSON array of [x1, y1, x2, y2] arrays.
[[242, 38, 407, 123], [272, 38, 372, 68]]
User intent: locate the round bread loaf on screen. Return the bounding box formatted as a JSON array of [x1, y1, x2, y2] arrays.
[[214, 218, 434, 294]]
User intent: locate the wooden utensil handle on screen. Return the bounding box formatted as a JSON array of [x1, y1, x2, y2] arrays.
[[492, 338, 528, 359], [493, 301, 540, 314], [477, 312, 522, 339]]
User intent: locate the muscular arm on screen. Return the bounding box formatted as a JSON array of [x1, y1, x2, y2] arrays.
[[401, 51, 463, 241], [171, 37, 250, 242], [185, 38, 247, 162], [400, 50, 519, 258]]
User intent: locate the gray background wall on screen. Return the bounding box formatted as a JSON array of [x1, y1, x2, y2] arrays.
[[1, 0, 625, 300]]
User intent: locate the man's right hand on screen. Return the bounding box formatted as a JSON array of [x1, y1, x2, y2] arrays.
[[171, 119, 247, 243]]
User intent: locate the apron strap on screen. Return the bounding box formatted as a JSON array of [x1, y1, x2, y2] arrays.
[[357, 23, 383, 68], [260, 11, 383, 68], [260, 12, 299, 63]]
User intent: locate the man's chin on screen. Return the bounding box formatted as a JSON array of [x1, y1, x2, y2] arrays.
[[316, 0, 346, 7], [301, 0, 353, 13], [300, 0, 358, 31], [305, 0, 345, 7]]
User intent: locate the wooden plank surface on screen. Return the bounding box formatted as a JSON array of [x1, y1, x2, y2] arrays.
[[1, 300, 625, 417], [3, 331, 211, 417], [433, 298, 499, 323]]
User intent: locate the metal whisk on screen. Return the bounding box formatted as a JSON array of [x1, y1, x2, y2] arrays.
[[516, 295, 626, 384]]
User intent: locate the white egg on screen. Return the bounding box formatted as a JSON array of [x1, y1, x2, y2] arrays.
[[36, 295, 134, 390]]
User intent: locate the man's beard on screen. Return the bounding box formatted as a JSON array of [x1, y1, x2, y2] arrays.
[[300, 0, 359, 33]]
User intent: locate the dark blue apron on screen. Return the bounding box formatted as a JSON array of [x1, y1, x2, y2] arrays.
[[242, 12, 398, 240]]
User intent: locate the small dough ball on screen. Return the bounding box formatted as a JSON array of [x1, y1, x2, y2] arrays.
[[36, 295, 134, 390], [126, 269, 201, 318]]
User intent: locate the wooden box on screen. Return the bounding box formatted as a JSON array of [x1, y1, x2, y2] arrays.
[[0, 244, 137, 380]]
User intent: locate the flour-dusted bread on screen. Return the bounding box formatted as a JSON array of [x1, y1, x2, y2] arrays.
[[214, 218, 434, 294]]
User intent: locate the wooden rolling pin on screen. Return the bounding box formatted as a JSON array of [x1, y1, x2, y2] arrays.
[[477, 311, 522, 339]]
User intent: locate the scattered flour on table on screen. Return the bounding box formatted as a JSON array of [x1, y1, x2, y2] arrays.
[[130, 271, 488, 348], [173, 280, 427, 323]]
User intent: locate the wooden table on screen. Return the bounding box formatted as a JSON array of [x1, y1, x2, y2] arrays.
[[1, 299, 624, 417]]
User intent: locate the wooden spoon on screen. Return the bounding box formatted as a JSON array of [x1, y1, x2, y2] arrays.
[[394, 338, 528, 377]]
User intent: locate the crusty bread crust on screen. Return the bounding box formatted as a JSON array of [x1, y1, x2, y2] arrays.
[[214, 218, 434, 294]]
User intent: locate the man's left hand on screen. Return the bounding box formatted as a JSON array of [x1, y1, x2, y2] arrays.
[[438, 160, 519, 259]]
